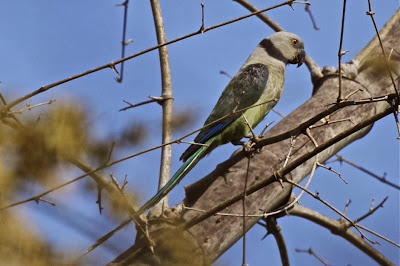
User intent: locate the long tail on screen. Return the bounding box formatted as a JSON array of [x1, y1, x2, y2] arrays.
[[134, 139, 212, 217], [83, 140, 212, 255]]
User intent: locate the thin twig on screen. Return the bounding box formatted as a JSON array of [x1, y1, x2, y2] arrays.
[[290, 204, 394, 265], [34, 197, 56, 206], [366, 0, 399, 96], [357, 223, 400, 248], [242, 157, 251, 266], [119, 98, 159, 111], [177, 140, 209, 147], [305, 128, 318, 147], [342, 199, 352, 218], [355, 93, 397, 103], [200, 3, 205, 33], [259, 120, 275, 137], [115, 0, 130, 82], [282, 136, 297, 168], [242, 114, 257, 140], [317, 162, 348, 184], [309, 118, 353, 129], [295, 248, 330, 266], [287, 179, 377, 244], [337, 0, 348, 102], [272, 108, 286, 118], [120, 95, 172, 112], [219, 70, 232, 79], [345, 87, 364, 100], [353, 196, 388, 224], [7, 99, 55, 115], [392, 109, 400, 139], [109, 173, 154, 251], [335, 154, 400, 190], [304, 4, 320, 30], [96, 183, 103, 214], [370, 198, 376, 211], [0, 173, 90, 210], [0, 93, 29, 127], [106, 142, 116, 165]]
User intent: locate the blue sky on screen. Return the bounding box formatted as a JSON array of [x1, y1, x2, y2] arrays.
[[1, 1, 399, 265]]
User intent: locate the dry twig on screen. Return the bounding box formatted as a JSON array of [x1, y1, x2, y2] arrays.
[[115, 0, 130, 82], [295, 248, 330, 266], [291, 204, 396, 265], [337, 0, 348, 102], [366, 0, 398, 95], [334, 154, 399, 190]]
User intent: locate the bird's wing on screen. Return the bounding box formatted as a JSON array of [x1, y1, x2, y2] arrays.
[[180, 63, 269, 161]]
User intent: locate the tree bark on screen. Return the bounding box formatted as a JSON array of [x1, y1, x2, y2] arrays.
[[109, 8, 400, 266]]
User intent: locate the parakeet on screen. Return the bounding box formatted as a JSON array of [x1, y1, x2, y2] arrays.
[[136, 31, 305, 216]]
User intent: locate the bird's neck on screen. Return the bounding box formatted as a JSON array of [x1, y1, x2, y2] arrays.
[[242, 46, 285, 73]]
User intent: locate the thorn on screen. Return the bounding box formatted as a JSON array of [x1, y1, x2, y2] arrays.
[[123, 39, 134, 46], [149, 95, 166, 105], [219, 70, 233, 79], [274, 172, 284, 188], [115, 0, 128, 7], [109, 62, 120, 75]]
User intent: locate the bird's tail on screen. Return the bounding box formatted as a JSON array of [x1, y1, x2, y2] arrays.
[[134, 139, 212, 217]]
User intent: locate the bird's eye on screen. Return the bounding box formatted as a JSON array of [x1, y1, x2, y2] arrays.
[[291, 39, 298, 46]]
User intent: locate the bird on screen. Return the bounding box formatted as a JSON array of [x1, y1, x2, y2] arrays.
[[136, 31, 305, 217]]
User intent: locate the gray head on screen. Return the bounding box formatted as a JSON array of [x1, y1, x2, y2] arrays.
[[258, 31, 305, 67]]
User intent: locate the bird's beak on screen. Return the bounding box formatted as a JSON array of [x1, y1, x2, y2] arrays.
[[296, 49, 305, 68]]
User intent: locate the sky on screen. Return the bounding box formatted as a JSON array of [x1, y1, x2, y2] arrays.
[[0, 0, 399, 265]]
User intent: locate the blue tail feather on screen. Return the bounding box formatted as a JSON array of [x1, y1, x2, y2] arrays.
[[134, 142, 210, 217]]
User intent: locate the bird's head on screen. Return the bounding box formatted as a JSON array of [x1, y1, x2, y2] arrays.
[[259, 31, 305, 67]]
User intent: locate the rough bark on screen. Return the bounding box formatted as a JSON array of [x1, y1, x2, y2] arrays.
[[109, 9, 400, 266]]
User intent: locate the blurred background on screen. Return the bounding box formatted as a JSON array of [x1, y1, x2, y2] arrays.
[[0, 1, 399, 265]]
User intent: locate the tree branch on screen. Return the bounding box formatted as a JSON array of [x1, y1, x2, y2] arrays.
[[289, 204, 395, 265], [150, 0, 174, 215]]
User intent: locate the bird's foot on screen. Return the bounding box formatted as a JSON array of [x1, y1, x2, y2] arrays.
[[243, 140, 257, 157]]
